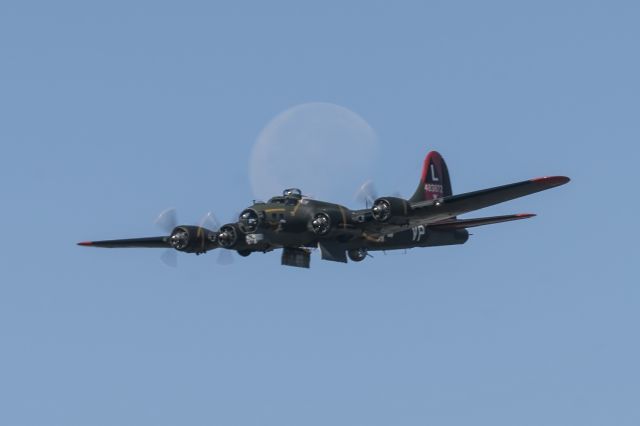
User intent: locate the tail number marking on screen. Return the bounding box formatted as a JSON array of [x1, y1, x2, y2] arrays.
[[430, 164, 439, 181]]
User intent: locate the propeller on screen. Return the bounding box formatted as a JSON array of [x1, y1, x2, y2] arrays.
[[154, 209, 230, 267], [200, 210, 235, 266], [155, 208, 179, 267], [354, 180, 402, 208], [160, 248, 178, 267], [155, 208, 178, 234], [199, 211, 221, 232], [354, 180, 378, 208], [216, 249, 234, 265]]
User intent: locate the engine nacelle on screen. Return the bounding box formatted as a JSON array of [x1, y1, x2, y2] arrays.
[[371, 197, 410, 223], [217, 223, 244, 249], [169, 226, 218, 254], [308, 212, 334, 236], [238, 208, 262, 233]]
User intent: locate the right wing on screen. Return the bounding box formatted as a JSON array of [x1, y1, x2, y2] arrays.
[[77, 237, 170, 248]]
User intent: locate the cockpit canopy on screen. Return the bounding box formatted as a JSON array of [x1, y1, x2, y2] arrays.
[[283, 188, 302, 198], [268, 188, 303, 205]]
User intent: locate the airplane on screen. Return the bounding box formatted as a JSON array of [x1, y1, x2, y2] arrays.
[[78, 151, 570, 268]]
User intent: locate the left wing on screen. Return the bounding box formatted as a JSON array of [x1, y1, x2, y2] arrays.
[[410, 176, 569, 222], [359, 176, 569, 235]]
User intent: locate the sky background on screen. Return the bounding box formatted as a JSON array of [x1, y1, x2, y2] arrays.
[[1, 1, 639, 425]]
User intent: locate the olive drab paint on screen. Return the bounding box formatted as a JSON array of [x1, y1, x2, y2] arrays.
[[79, 151, 570, 269]]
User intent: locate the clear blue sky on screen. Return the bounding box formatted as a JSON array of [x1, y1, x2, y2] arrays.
[[1, 1, 638, 425]]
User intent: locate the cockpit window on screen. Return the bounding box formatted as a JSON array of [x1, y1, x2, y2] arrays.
[[268, 189, 304, 204], [283, 188, 302, 199]]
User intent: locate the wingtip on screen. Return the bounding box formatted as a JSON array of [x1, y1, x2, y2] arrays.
[[77, 241, 93, 246], [530, 176, 570, 186], [515, 213, 536, 219]]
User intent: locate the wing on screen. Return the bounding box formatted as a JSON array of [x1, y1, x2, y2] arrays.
[[411, 176, 569, 220], [359, 176, 569, 235], [428, 213, 535, 230], [77, 237, 170, 248]]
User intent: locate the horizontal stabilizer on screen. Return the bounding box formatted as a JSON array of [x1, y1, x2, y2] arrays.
[[429, 213, 535, 230]]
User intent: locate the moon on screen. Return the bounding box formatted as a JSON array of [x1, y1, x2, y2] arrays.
[[249, 102, 378, 205]]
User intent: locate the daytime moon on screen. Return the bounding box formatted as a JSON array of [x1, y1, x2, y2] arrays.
[[249, 102, 378, 204]]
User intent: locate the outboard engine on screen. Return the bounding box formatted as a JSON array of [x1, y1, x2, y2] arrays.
[[168, 226, 218, 254]]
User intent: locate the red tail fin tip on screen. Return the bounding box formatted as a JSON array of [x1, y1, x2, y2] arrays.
[[410, 151, 453, 202]]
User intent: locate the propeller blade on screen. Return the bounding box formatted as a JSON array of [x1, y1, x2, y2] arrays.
[[355, 181, 404, 206], [355, 180, 378, 207], [155, 208, 177, 233], [156, 209, 178, 267], [199, 211, 221, 231], [160, 249, 178, 267], [217, 249, 234, 266]]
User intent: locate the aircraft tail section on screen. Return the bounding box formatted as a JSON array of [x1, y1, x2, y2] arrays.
[[410, 151, 453, 202]]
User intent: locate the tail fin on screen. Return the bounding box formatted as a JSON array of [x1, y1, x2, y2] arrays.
[[409, 151, 453, 202]]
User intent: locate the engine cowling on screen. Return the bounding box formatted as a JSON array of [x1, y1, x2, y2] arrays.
[[309, 212, 333, 236], [238, 208, 262, 233], [217, 223, 242, 249], [169, 226, 218, 253], [371, 197, 410, 223]]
